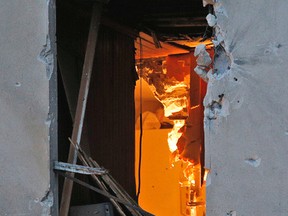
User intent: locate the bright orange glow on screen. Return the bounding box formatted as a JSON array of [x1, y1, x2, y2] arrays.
[[135, 129, 183, 216], [135, 52, 207, 216], [203, 168, 210, 183], [162, 96, 188, 117], [161, 77, 205, 216], [160, 79, 189, 118], [167, 119, 185, 152], [179, 163, 206, 216], [165, 119, 205, 216]]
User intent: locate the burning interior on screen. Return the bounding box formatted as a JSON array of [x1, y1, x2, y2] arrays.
[[57, 0, 214, 215], [134, 40, 213, 215]]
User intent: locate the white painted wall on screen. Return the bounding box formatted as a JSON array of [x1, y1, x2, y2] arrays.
[[0, 1, 53, 215], [204, 1, 288, 215]]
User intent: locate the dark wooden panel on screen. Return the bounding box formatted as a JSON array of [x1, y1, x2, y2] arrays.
[[86, 26, 138, 201]]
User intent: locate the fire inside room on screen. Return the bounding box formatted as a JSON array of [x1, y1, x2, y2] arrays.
[[57, 0, 214, 215]]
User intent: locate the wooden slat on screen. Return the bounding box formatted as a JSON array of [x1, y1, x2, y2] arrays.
[[135, 32, 188, 59], [59, 3, 103, 216], [53, 162, 107, 175]]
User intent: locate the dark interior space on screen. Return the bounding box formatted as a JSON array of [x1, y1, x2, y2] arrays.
[[56, 0, 211, 215], [57, 0, 138, 211], [104, 0, 212, 42]]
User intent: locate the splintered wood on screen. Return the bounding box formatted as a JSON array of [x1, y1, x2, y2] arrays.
[[59, 3, 103, 216], [68, 138, 153, 216]]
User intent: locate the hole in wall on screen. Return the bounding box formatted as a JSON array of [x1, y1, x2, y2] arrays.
[[135, 49, 212, 215], [56, 0, 213, 215], [214, 44, 231, 77]]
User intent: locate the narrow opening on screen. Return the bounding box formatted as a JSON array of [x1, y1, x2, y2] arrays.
[[56, 0, 213, 215], [134, 45, 212, 215]]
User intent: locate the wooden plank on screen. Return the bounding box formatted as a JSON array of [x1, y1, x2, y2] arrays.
[[135, 32, 188, 59], [101, 16, 138, 39], [69, 139, 143, 216], [68, 138, 127, 215], [59, 3, 103, 216], [57, 171, 154, 216], [53, 162, 107, 175]]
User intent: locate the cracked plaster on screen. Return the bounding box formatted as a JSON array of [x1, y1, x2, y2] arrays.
[[201, 1, 288, 215]]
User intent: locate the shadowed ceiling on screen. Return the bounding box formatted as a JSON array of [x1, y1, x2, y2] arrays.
[[105, 0, 213, 44]]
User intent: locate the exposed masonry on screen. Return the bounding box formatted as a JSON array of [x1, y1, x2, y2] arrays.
[[39, 1, 55, 213], [200, 1, 288, 216], [38, 32, 54, 214], [244, 156, 261, 168], [204, 93, 228, 121], [38, 35, 54, 80], [40, 191, 53, 216], [193, 0, 242, 131], [32, 190, 53, 216], [194, 43, 212, 83], [213, 44, 231, 77], [226, 210, 237, 216]]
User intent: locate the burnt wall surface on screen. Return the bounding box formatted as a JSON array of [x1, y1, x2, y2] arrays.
[[203, 1, 288, 215], [0, 1, 55, 215]]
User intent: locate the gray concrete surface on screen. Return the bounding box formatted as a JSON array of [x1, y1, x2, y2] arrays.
[[0, 1, 55, 215], [204, 1, 288, 215]]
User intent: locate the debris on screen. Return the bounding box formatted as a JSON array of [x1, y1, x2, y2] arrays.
[[205, 94, 229, 121], [206, 69, 215, 82], [33, 191, 53, 216], [40, 191, 53, 207], [57, 171, 154, 216], [194, 44, 206, 57], [206, 13, 217, 27], [244, 156, 261, 167], [66, 138, 149, 216], [194, 44, 213, 82], [15, 82, 21, 87], [53, 161, 107, 175], [196, 50, 212, 67], [226, 210, 236, 216], [194, 44, 212, 67], [38, 36, 54, 80], [214, 44, 232, 78], [203, 0, 214, 7], [137, 57, 190, 118], [60, 3, 104, 215], [212, 33, 224, 47], [214, 3, 228, 17], [194, 66, 208, 82]]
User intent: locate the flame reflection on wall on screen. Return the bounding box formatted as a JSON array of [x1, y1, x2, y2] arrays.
[[167, 119, 185, 152], [136, 54, 206, 216]]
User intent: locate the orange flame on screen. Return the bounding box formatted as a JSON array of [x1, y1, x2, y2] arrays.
[[167, 120, 185, 152]]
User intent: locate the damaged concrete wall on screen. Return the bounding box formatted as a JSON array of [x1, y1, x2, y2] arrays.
[[0, 1, 56, 215], [203, 1, 288, 215]]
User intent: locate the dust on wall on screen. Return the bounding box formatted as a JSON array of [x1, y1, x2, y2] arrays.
[[197, 0, 288, 215], [0, 0, 55, 215]]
